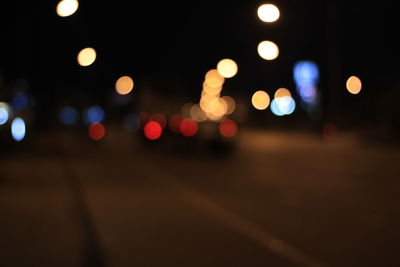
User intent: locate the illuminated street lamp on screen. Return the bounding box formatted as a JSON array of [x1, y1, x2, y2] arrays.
[[257, 41, 279, 60], [56, 0, 79, 17], [257, 4, 280, 23], [77, 47, 97, 67]]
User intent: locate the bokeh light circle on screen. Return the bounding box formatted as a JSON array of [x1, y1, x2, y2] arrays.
[[169, 115, 183, 133], [179, 118, 199, 137], [144, 121, 162, 140], [252, 90, 270, 110], [11, 117, 26, 142], [274, 88, 291, 99], [205, 69, 225, 87], [257, 4, 280, 23], [60, 106, 79, 125], [115, 75, 134, 95], [77, 47, 96, 67], [346, 75, 362, 94], [88, 123, 105, 141], [219, 119, 237, 138], [56, 0, 79, 17], [217, 58, 238, 78], [257, 41, 279, 60]]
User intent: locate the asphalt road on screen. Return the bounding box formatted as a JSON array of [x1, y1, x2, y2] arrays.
[[1, 127, 400, 267]]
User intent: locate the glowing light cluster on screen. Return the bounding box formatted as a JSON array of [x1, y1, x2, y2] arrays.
[[196, 60, 238, 122], [190, 104, 207, 122], [270, 88, 296, 116], [271, 96, 296, 116], [205, 69, 225, 88], [293, 60, 320, 117]]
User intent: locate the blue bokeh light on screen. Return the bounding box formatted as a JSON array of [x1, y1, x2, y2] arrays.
[[11, 117, 26, 141], [271, 97, 296, 116], [84, 105, 105, 125], [0, 108, 9, 125], [60, 106, 79, 125], [293, 61, 319, 86]]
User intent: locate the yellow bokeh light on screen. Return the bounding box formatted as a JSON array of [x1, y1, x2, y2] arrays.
[[205, 69, 225, 87], [274, 88, 291, 99], [252, 90, 270, 110], [115, 75, 134, 95], [346, 76, 362, 94], [210, 98, 228, 117], [77, 47, 96, 67], [56, 0, 79, 17], [221, 96, 236, 115], [257, 41, 279, 60], [202, 81, 222, 96], [217, 58, 238, 78], [206, 111, 224, 121], [257, 4, 280, 23], [190, 104, 207, 122], [181, 103, 194, 118], [200, 95, 219, 113]]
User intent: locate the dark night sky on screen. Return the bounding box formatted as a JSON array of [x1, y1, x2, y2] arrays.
[[0, 0, 398, 126]]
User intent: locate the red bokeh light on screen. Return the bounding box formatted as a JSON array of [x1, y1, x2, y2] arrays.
[[144, 121, 162, 140], [151, 113, 167, 129], [179, 118, 198, 137], [88, 123, 106, 141], [219, 119, 237, 138], [169, 114, 183, 133]]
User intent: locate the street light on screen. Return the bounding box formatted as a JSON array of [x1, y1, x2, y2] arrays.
[[56, 0, 79, 17], [257, 4, 280, 23], [346, 76, 362, 95], [77, 47, 97, 67], [257, 41, 279, 60], [252, 90, 270, 110]]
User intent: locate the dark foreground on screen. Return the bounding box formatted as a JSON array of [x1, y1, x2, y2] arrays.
[[1, 128, 400, 267]]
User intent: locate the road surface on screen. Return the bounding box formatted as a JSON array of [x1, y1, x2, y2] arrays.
[[1, 127, 400, 266]]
